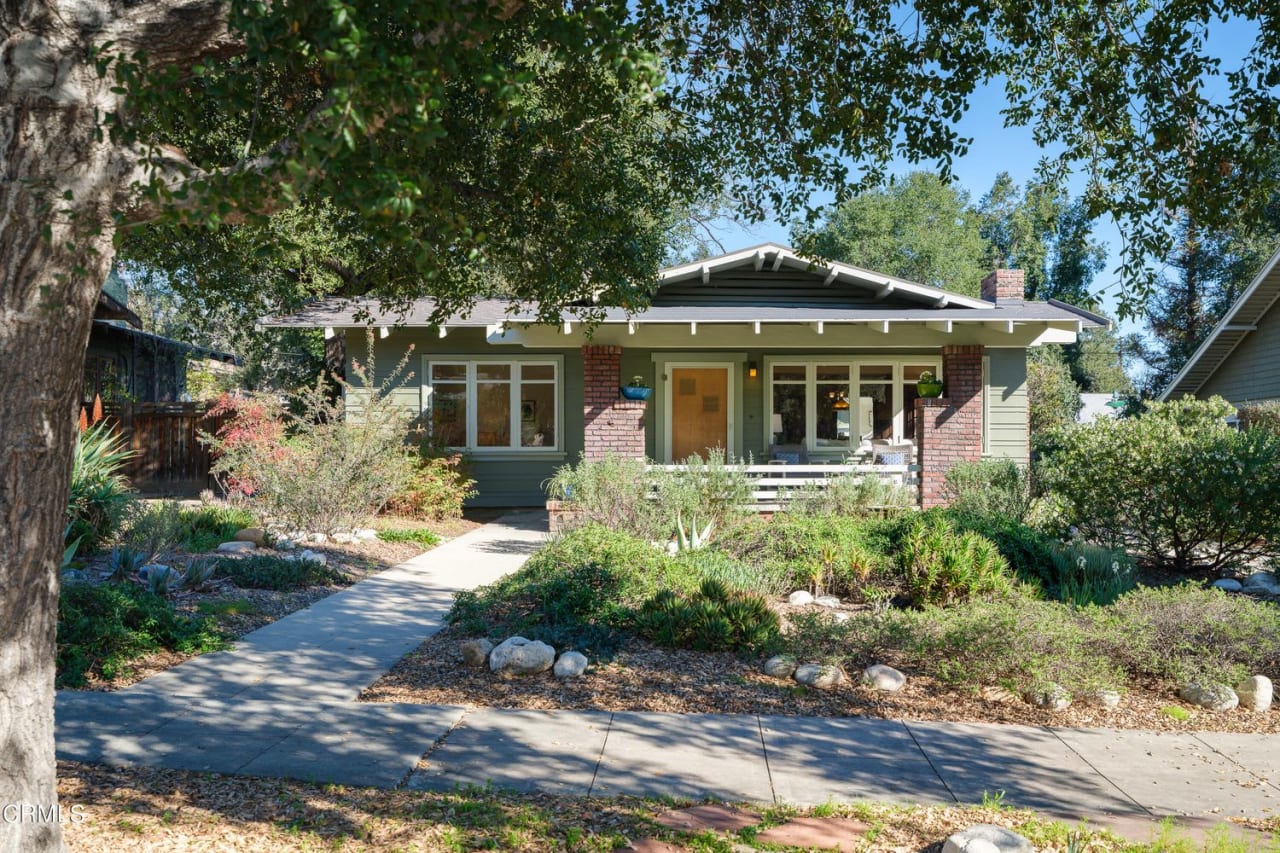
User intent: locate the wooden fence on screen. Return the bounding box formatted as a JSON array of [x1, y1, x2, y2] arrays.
[[100, 402, 229, 491]]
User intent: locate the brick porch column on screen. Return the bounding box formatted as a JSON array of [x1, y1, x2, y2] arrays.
[[916, 344, 985, 509], [582, 345, 646, 460]]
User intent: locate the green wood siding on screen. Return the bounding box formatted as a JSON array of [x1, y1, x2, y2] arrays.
[[346, 328, 583, 506], [1198, 300, 1280, 406], [986, 348, 1029, 464]]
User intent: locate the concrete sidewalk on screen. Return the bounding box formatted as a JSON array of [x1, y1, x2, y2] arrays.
[[57, 511, 1280, 834]]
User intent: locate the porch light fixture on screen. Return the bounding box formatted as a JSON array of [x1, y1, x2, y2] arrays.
[[748, 361, 758, 378]]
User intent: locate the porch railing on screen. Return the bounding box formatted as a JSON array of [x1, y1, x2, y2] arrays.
[[645, 463, 920, 512]]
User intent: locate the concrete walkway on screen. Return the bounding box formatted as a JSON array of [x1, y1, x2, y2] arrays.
[[57, 511, 1280, 834]]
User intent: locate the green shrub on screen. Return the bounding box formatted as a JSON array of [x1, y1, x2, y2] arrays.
[[942, 459, 1031, 523], [384, 451, 477, 520], [448, 525, 674, 655], [67, 422, 135, 555], [902, 596, 1122, 694], [898, 513, 1016, 607], [122, 500, 183, 555], [666, 549, 792, 598], [784, 473, 917, 516], [376, 528, 441, 547], [57, 583, 225, 687], [717, 514, 905, 599], [1238, 399, 1280, 435], [1039, 396, 1280, 573], [216, 555, 341, 591], [543, 454, 664, 540], [654, 450, 755, 549], [1048, 541, 1136, 606], [176, 504, 256, 552], [1093, 584, 1280, 685], [634, 579, 780, 652], [203, 330, 417, 534], [947, 512, 1056, 588]]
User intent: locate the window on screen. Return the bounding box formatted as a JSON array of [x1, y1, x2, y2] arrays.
[[767, 358, 940, 450], [427, 359, 560, 451]]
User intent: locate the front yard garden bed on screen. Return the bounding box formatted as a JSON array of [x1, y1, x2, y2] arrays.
[[362, 625, 1280, 735], [58, 499, 484, 691]]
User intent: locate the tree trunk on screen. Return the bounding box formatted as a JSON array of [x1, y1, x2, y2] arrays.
[[2, 11, 125, 852]]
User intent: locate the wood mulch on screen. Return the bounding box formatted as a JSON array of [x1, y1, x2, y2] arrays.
[[362, 624, 1280, 735], [58, 759, 1212, 852]]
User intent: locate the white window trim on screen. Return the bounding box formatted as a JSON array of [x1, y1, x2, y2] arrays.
[[421, 354, 564, 454], [661, 361, 737, 463], [982, 355, 991, 456], [762, 356, 942, 452]]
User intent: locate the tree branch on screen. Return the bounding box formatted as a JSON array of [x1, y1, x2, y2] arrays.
[[110, 0, 242, 67]]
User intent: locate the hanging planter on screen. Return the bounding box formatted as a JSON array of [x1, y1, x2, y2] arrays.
[[916, 370, 943, 398], [621, 376, 652, 401]]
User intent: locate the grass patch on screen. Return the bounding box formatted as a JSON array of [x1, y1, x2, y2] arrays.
[[216, 555, 344, 592], [57, 583, 226, 688], [177, 504, 256, 552], [1161, 705, 1193, 722], [376, 527, 441, 547]]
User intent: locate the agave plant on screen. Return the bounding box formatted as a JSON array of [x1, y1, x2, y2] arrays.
[[144, 564, 180, 597], [178, 557, 217, 592], [67, 421, 135, 556], [106, 546, 151, 582]]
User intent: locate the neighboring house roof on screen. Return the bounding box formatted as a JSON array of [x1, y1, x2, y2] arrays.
[[1160, 245, 1280, 400], [260, 243, 1107, 336], [95, 289, 144, 328]]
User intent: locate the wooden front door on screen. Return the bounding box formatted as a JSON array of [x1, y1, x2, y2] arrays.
[[670, 367, 729, 461]]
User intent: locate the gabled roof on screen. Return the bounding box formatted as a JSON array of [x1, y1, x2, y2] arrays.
[[1159, 245, 1280, 400], [260, 243, 1105, 332], [657, 243, 992, 309]]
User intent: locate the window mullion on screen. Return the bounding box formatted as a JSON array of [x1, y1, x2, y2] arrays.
[[467, 363, 477, 450], [509, 364, 520, 449]]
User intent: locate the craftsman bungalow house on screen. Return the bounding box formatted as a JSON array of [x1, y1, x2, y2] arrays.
[[262, 244, 1105, 507]]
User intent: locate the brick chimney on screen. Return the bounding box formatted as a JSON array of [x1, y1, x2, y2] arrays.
[[981, 269, 1025, 303]]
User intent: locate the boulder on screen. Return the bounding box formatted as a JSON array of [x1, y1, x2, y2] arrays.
[[554, 651, 589, 678], [1025, 683, 1071, 712], [288, 549, 327, 566], [489, 637, 556, 676], [355, 527, 379, 540], [332, 532, 358, 544], [942, 824, 1034, 853], [814, 595, 841, 608], [788, 590, 814, 606], [1211, 578, 1243, 592], [1179, 682, 1238, 712], [275, 537, 298, 552], [794, 663, 845, 690], [862, 664, 907, 692], [460, 638, 494, 667], [233, 528, 266, 546], [216, 541, 255, 554], [763, 655, 798, 679], [1237, 675, 1273, 713], [1242, 571, 1280, 595], [308, 533, 329, 545], [1081, 689, 1122, 709]]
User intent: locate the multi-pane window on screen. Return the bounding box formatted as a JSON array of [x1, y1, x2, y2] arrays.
[[428, 360, 559, 451], [768, 359, 940, 450]]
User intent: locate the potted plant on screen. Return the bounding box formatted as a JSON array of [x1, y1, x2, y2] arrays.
[[916, 370, 943, 398], [620, 375, 653, 401]]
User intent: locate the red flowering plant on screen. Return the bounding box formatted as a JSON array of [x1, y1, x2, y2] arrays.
[[200, 329, 417, 534]]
